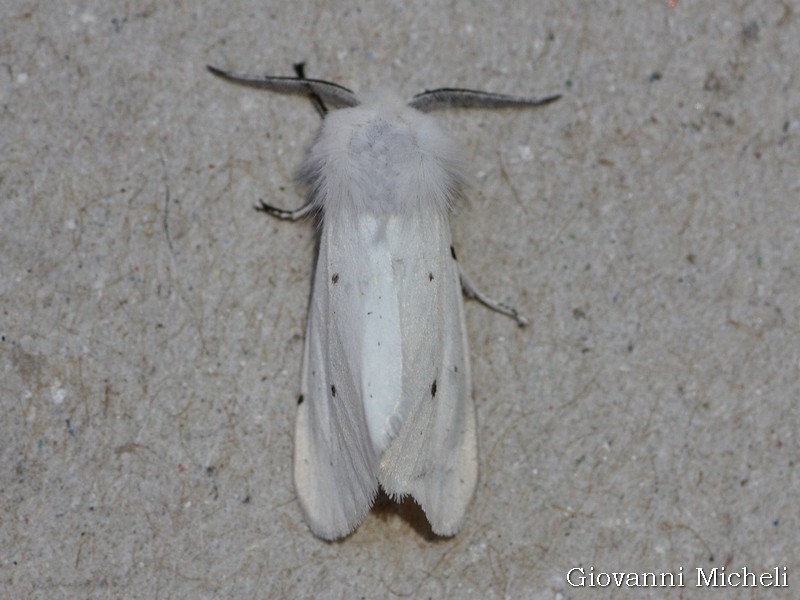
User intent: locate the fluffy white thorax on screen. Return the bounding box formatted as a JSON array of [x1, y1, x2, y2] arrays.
[[299, 95, 468, 224]]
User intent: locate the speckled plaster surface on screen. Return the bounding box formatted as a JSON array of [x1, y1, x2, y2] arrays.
[[1, 1, 798, 598]]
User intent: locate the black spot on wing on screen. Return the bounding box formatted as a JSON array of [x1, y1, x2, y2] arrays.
[[332, 273, 339, 284], [428, 272, 434, 281], [450, 245, 458, 261], [431, 379, 437, 398], [331, 384, 337, 397], [297, 394, 304, 405]]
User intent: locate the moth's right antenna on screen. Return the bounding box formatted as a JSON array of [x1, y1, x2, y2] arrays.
[[409, 88, 561, 113]]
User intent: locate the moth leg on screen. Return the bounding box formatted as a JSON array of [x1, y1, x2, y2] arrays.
[[293, 62, 327, 118], [458, 264, 529, 327], [255, 199, 316, 221], [251, 63, 327, 224]]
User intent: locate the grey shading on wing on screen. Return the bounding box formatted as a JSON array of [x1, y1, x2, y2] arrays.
[[376, 211, 477, 537], [409, 87, 561, 113], [294, 205, 476, 539], [206, 65, 360, 109], [293, 217, 382, 540]]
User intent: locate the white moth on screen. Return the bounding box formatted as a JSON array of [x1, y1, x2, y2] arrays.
[[208, 64, 560, 540]]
